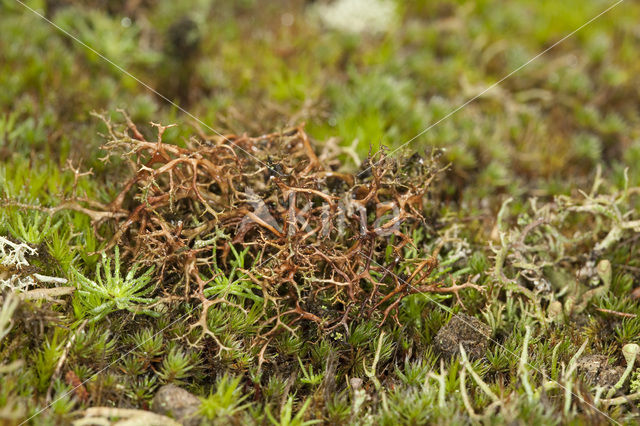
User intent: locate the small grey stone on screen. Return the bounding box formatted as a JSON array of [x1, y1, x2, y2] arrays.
[[152, 384, 202, 426], [576, 354, 625, 388], [434, 313, 491, 360], [598, 366, 626, 388]]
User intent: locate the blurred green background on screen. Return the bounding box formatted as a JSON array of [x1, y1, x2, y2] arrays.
[[1, 0, 639, 202]]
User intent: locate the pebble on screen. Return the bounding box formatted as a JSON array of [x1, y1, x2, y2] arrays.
[[434, 313, 491, 360], [152, 384, 203, 426]]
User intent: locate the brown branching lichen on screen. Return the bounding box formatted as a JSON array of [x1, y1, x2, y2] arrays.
[[79, 111, 468, 353]]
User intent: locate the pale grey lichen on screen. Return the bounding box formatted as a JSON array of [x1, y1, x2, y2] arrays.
[[313, 0, 397, 35], [0, 236, 67, 293], [0, 236, 37, 270]]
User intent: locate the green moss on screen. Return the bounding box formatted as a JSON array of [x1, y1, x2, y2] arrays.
[[2, 0, 640, 423]]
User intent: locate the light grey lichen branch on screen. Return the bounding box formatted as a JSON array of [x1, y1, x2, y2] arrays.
[[0, 236, 68, 293], [0, 236, 37, 269]]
